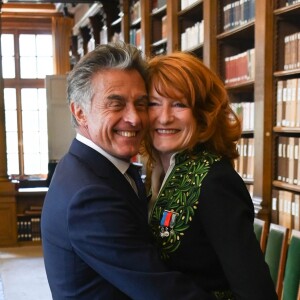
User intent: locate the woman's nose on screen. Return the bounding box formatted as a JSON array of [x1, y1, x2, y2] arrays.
[[158, 105, 174, 124]]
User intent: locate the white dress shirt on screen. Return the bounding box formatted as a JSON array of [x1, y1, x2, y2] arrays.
[[76, 133, 138, 193]]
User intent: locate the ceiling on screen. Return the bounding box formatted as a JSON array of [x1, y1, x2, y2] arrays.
[[1, 0, 116, 14], [3, 0, 98, 3], [1, 0, 103, 14]]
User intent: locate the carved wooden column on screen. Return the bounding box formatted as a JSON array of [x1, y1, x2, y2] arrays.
[[0, 5, 17, 246], [0, 1, 8, 183]]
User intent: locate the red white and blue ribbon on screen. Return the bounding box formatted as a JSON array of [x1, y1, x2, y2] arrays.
[[160, 210, 177, 238]]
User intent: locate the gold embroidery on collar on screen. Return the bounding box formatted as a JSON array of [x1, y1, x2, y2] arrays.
[[149, 150, 221, 260]]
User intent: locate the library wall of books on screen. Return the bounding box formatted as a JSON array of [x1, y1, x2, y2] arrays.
[[71, 0, 300, 235], [1, 0, 300, 246]]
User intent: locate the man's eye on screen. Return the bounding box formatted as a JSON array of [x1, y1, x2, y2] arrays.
[[109, 100, 123, 108], [136, 101, 148, 110]]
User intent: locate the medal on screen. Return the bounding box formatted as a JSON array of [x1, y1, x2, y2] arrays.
[[160, 210, 178, 238]]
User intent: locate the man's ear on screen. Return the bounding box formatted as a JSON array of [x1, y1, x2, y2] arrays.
[[70, 102, 87, 126]]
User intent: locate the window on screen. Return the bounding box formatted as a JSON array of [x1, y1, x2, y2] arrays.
[[1, 32, 53, 179]]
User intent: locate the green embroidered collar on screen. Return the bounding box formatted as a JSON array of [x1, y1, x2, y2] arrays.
[[149, 148, 221, 260]]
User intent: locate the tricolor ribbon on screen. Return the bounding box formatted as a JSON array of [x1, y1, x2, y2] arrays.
[[160, 210, 177, 228]]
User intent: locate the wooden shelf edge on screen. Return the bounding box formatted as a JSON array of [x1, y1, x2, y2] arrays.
[[274, 69, 300, 77], [130, 17, 141, 27], [183, 43, 203, 53], [151, 38, 167, 47], [151, 4, 167, 16], [111, 17, 122, 26], [274, 3, 300, 16], [241, 130, 254, 135], [217, 20, 255, 40], [225, 80, 255, 90], [243, 178, 254, 185], [273, 126, 300, 133], [18, 241, 42, 246], [273, 180, 300, 193], [178, 0, 203, 17]]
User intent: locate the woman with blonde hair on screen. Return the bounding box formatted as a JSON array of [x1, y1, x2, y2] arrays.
[[143, 52, 277, 300]]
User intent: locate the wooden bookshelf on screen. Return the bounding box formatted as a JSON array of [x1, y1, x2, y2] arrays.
[[3, 0, 300, 245], [149, 2, 167, 56], [177, 0, 204, 56], [0, 183, 47, 246], [69, 0, 295, 225], [123, 0, 274, 221], [272, 0, 300, 231], [16, 188, 47, 245], [0, 190, 17, 246], [214, 0, 257, 209]]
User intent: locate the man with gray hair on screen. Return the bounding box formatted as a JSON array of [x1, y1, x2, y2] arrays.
[[41, 42, 214, 299]]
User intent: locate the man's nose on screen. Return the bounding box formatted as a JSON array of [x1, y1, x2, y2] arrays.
[[124, 105, 140, 125]]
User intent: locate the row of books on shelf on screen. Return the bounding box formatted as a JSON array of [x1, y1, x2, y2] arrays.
[[17, 215, 41, 242], [87, 37, 96, 53], [277, 136, 300, 186], [181, 20, 204, 51], [17, 205, 42, 242], [231, 101, 254, 131], [276, 78, 300, 128], [77, 36, 85, 58], [130, 0, 141, 24], [284, 32, 300, 71], [152, 44, 167, 56], [223, 0, 255, 32], [246, 183, 253, 198], [129, 28, 141, 48], [100, 27, 109, 45], [286, 0, 300, 8], [161, 15, 167, 40], [272, 189, 300, 231], [235, 137, 254, 180], [224, 48, 255, 86], [181, 0, 200, 10], [152, 0, 166, 12]]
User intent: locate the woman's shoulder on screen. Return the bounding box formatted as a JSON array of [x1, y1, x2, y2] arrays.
[[176, 148, 222, 166], [200, 156, 253, 208], [206, 156, 241, 180]]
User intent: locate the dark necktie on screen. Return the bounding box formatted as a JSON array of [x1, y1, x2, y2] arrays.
[[127, 164, 147, 202]]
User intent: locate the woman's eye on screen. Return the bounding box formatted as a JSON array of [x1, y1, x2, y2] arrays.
[[173, 102, 187, 108], [148, 101, 160, 107]]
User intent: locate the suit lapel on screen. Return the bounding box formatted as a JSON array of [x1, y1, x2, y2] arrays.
[[68, 139, 148, 218]]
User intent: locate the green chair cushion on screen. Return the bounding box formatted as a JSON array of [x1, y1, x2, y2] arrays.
[[282, 236, 300, 300], [265, 229, 284, 285]]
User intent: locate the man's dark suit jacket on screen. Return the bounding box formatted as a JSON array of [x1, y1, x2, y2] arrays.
[[41, 139, 214, 300]]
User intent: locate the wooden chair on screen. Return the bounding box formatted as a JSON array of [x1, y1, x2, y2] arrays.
[[264, 223, 289, 298], [281, 229, 300, 300], [254, 217, 268, 253]]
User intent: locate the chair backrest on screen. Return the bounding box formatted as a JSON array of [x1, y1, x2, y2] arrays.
[[254, 218, 268, 252], [282, 229, 300, 300], [264, 223, 289, 297]]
